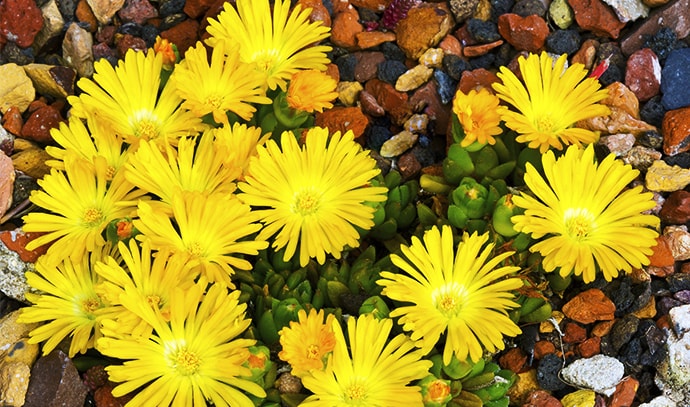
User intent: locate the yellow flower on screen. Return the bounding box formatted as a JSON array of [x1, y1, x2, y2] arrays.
[[18, 249, 117, 357], [68, 49, 205, 147], [172, 42, 270, 124], [492, 52, 610, 153], [278, 309, 336, 378], [97, 282, 265, 407], [124, 132, 238, 206], [511, 144, 660, 283], [238, 127, 388, 267], [378, 225, 522, 364], [22, 158, 145, 266], [94, 240, 193, 338], [300, 314, 432, 407], [206, 0, 331, 91], [210, 122, 271, 180], [133, 191, 267, 287], [46, 117, 129, 181], [452, 88, 506, 147], [287, 69, 338, 113]]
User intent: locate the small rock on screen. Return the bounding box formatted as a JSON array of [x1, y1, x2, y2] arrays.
[[355, 51, 385, 83], [560, 354, 624, 396], [314, 106, 369, 139], [609, 377, 639, 407], [620, 0, 690, 56], [419, 48, 445, 68], [601, 0, 649, 22], [655, 327, 690, 405], [563, 322, 587, 344], [545, 29, 581, 56], [662, 107, 690, 156], [32, 0, 65, 52], [85, 0, 125, 24], [598, 133, 634, 156], [61, 22, 94, 78], [458, 67, 499, 93], [664, 225, 690, 261], [562, 288, 616, 324], [331, 5, 362, 49], [449, 0, 481, 22], [534, 340, 557, 359], [355, 31, 395, 49], [23, 64, 76, 99], [577, 336, 601, 358], [23, 350, 88, 407], [397, 150, 422, 179], [668, 304, 690, 337], [625, 48, 661, 102], [377, 59, 408, 85], [336, 81, 363, 107], [523, 389, 563, 407], [497, 13, 549, 53], [396, 3, 454, 60], [75, 0, 98, 32], [577, 82, 657, 136], [395, 65, 433, 92], [0, 229, 50, 264], [365, 79, 413, 126], [0, 0, 44, 48], [118, 0, 158, 24], [404, 114, 430, 133], [660, 190, 690, 224], [380, 130, 418, 157], [0, 152, 13, 220], [443, 54, 471, 81], [610, 314, 640, 353], [632, 296, 657, 319], [410, 81, 451, 134], [439, 34, 463, 57], [667, 272, 690, 293], [359, 90, 385, 116], [536, 353, 569, 392], [183, 0, 217, 19], [549, 0, 574, 29], [0, 64, 35, 114], [646, 160, 690, 191], [463, 39, 503, 57], [433, 70, 457, 105], [506, 370, 541, 406], [561, 389, 596, 407], [20, 104, 64, 144], [661, 48, 690, 110], [0, 362, 31, 407], [647, 235, 676, 268], [0, 310, 38, 354], [159, 18, 199, 55], [498, 347, 529, 373], [11, 144, 52, 180], [638, 396, 678, 407], [567, 0, 627, 39]]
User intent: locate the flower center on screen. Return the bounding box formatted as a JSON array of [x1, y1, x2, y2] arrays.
[[535, 115, 555, 133], [344, 382, 367, 404], [135, 119, 159, 140], [563, 207, 596, 240], [432, 282, 468, 317], [292, 188, 321, 216], [82, 207, 104, 227], [187, 241, 204, 257], [251, 49, 279, 73], [171, 347, 201, 376], [146, 294, 161, 308], [306, 344, 320, 359], [205, 95, 223, 111], [105, 165, 116, 181], [81, 296, 101, 316]]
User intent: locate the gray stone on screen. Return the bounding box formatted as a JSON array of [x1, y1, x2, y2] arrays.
[[655, 326, 690, 405], [622, 145, 662, 172], [601, 0, 649, 22], [598, 133, 635, 156], [668, 304, 690, 337], [61, 23, 94, 78], [0, 239, 34, 303], [560, 354, 625, 396], [23, 350, 88, 407], [639, 396, 677, 407]]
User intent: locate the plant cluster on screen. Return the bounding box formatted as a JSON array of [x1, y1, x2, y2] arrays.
[[15, 0, 661, 406]]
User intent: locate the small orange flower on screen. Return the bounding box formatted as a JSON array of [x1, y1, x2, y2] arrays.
[[452, 87, 506, 147], [278, 308, 336, 378], [286, 69, 339, 113], [153, 36, 177, 69]]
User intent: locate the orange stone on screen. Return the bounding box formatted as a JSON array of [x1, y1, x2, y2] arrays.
[[314, 106, 369, 138], [610, 376, 639, 407], [331, 6, 363, 49], [562, 288, 616, 324], [577, 336, 601, 358], [533, 340, 557, 359], [0, 229, 51, 263], [592, 320, 616, 337], [1, 105, 23, 135], [563, 322, 587, 344], [498, 347, 529, 373], [356, 31, 396, 49], [463, 39, 504, 57], [648, 235, 675, 267], [663, 106, 690, 156], [458, 68, 499, 93], [497, 13, 549, 53]]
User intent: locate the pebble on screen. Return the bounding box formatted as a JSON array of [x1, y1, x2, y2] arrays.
[[561, 389, 596, 407], [646, 160, 690, 191], [610, 376, 639, 407], [610, 314, 640, 353], [660, 190, 690, 224], [601, 0, 649, 23], [449, 0, 481, 22], [418, 48, 445, 68], [578, 82, 657, 136], [410, 81, 450, 134], [549, 0, 574, 29], [395, 3, 454, 60], [23, 350, 88, 407], [668, 304, 690, 336], [497, 13, 549, 53], [562, 288, 616, 324], [577, 336, 601, 358], [0, 362, 31, 407], [638, 396, 678, 407], [545, 29, 581, 56], [0, 152, 13, 219], [23, 64, 76, 99], [62, 22, 94, 78], [397, 150, 422, 179], [0, 229, 49, 264], [33, 0, 65, 53], [536, 353, 569, 392], [662, 107, 690, 156], [568, 0, 627, 39], [20, 104, 64, 144], [355, 51, 385, 82], [377, 59, 407, 85], [655, 326, 690, 405], [523, 389, 563, 407], [314, 106, 369, 139], [433, 70, 457, 105], [380, 130, 418, 157], [661, 49, 690, 110], [506, 370, 541, 405], [404, 114, 429, 133], [598, 133, 634, 156], [560, 354, 624, 396], [0, 0, 43, 48], [0, 64, 35, 114], [365, 79, 412, 126], [626, 48, 661, 102], [664, 225, 690, 261], [118, 0, 158, 25], [336, 81, 363, 106], [359, 89, 385, 116], [395, 64, 433, 92], [620, 0, 690, 56], [86, 0, 125, 24], [442, 54, 471, 81]]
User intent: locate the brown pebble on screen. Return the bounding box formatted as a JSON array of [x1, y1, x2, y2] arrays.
[[533, 340, 557, 360], [498, 347, 530, 373], [562, 322, 587, 344], [577, 336, 601, 358], [20, 104, 64, 144], [662, 106, 690, 156], [497, 13, 549, 53], [562, 288, 615, 324], [314, 106, 369, 139], [1, 106, 23, 136], [610, 376, 639, 407]]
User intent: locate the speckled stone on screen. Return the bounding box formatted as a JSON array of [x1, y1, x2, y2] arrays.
[[561, 354, 624, 396], [380, 130, 418, 157]]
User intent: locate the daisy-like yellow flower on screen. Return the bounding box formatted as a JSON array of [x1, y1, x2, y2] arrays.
[[124, 131, 238, 206], [301, 314, 432, 407], [287, 69, 339, 113], [18, 249, 118, 357], [238, 127, 388, 267], [22, 158, 145, 266], [172, 42, 270, 124], [97, 281, 265, 407], [133, 191, 267, 287], [68, 49, 205, 147], [452, 87, 506, 147], [210, 122, 271, 180], [492, 52, 611, 153], [46, 117, 129, 181], [511, 144, 660, 283], [377, 225, 523, 364], [278, 308, 336, 378], [94, 240, 193, 338], [205, 0, 331, 91]]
